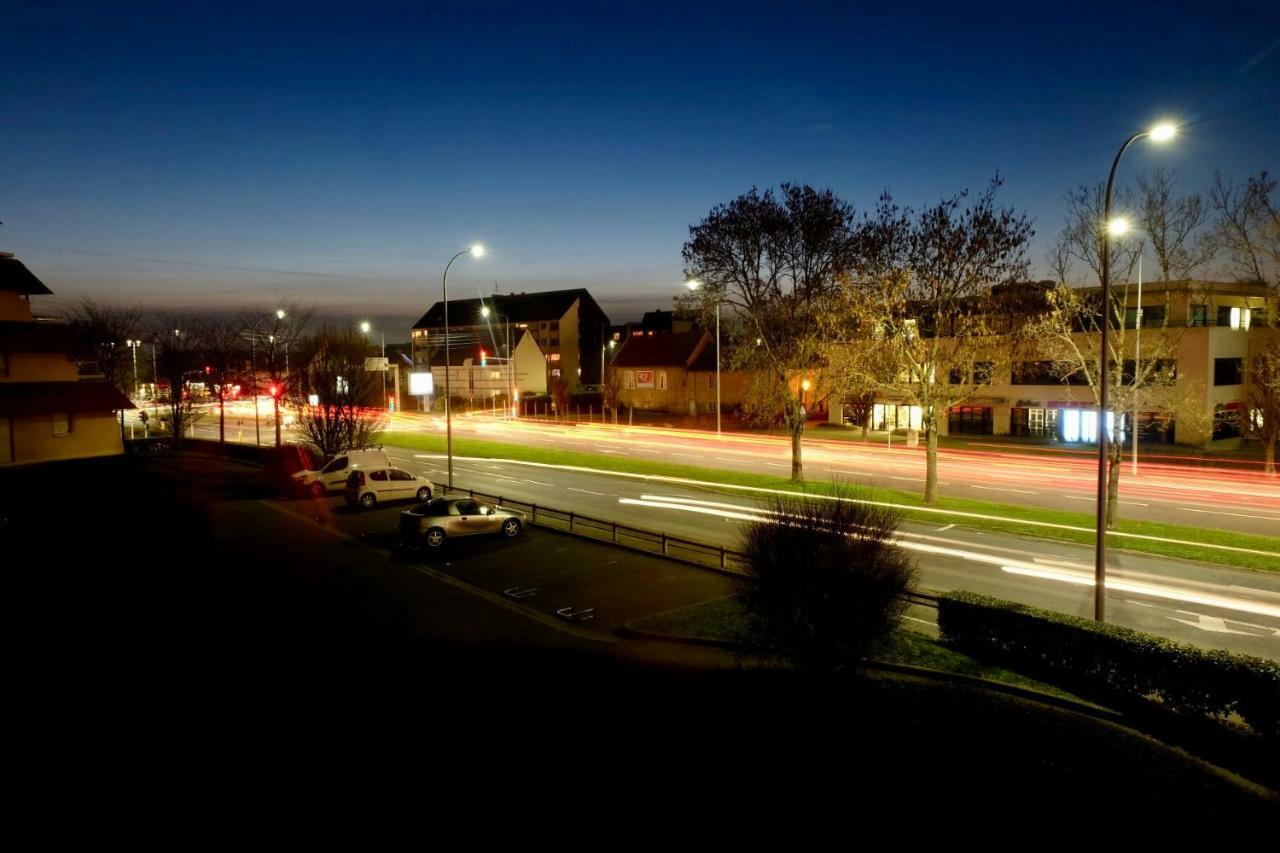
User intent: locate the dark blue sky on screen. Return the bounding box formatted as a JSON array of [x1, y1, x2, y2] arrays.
[[3, 1, 1278, 330]]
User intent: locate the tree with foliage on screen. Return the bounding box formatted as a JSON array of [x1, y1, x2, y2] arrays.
[[682, 184, 857, 481], [295, 326, 387, 459], [547, 372, 571, 421], [841, 177, 1034, 505], [735, 487, 917, 671]]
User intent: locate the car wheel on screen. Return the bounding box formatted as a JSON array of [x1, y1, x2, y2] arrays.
[[502, 518, 522, 538], [425, 527, 446, 548], [311, 482, 327, 499], [416, 486, 431, 501], [359, 492, 376, 509]]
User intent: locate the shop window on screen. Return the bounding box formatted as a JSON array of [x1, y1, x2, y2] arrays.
[[1213, 358, 1243, 386]]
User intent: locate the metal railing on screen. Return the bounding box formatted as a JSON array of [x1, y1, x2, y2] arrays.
[[440, 484, 749, 574], [438, 485, 943, 612]]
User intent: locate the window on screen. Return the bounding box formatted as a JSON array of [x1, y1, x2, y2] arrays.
[[550, 321, 559, 331], [53, 413, 72, 436], [1142, 305, 1166, 327], [657, 370, 668, 391], [708, 373, 716, 390], [455, 500, 481, 515], [1252, 308, 1269, 327], [706, 402, 717, 414], [547, 353, 560, 362], [624, 370, 635, 390], [1217, 305, 1234, 327], [1214, 358, 1243, 386], [322, 456, 349, 473], [370, 470, 389, 481], [949, 362, 994, 384], [390, 469, 415, 481], [1189, 304, 1208, 327], [550, 368, 561, 377]]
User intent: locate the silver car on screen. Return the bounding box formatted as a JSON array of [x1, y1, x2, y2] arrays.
[[399, 498, 525, 549]]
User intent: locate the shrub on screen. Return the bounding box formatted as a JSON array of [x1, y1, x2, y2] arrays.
[[938, 591, 1280, 737], [735, 489, 918, 670]]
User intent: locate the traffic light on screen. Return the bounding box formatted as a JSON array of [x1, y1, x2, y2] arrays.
[[268, 384, 279, 398], [205, 365, 211, 375], [479, 348, 487, 367]]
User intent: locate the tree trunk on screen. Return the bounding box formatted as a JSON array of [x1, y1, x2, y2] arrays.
[[790, 420, 804, 482], [861, 415, 869, 442], [924, 426, 939, 505], [1106, 440, 1123, 528], [274, 396, 282, 447], [1265, 437, 1276, 477], [219, 389, 226, 444]]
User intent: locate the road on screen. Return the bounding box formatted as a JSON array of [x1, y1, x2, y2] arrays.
[[372, 446, 1280, 661], [136, 406, 1280, 537]]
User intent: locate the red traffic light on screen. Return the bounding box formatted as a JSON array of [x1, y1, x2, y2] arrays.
[[479, 348, 487, 367], [205, 365, 212, 375], [268, 384, 279, 397]]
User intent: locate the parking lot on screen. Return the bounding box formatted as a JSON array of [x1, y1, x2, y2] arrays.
[[299, 492, 736, 635]]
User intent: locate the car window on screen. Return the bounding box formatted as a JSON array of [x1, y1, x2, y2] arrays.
[[370, 470, 388, 482], [455, 500, 481, 515], [390, 469, 414, 481], [322, 456, 348, 473]]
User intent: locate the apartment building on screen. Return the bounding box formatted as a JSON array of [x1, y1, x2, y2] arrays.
[[830, 280, 1276, 447], [0, 253, 134, 465], [411, 288, 610, 391]]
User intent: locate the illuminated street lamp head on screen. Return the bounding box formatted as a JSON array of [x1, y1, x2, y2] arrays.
[[470, 243, 485, 258], [1107, 217, 1131, 237], [276, 309, 286, 319], [685, 279, 702, 291], [1149, 123, 1176, 142], [801, 379, 812, 392], [360, 321, 371, 333], [481, 306, 491, 318]]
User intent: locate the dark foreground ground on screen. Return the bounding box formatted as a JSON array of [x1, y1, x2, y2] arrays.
[[3, 450, 1275, 819]]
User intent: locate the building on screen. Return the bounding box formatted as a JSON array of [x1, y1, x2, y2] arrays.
[[412, 289, 610, 391], [829, 279, 1277, 447], [0, 253, 134, 465], [424, 328, 548, 410], [611, 329, 746, 417]]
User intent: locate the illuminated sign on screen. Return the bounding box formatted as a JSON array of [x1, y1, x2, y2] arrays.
[[409, 372, 435, 396], [636, 370, 654, 388]]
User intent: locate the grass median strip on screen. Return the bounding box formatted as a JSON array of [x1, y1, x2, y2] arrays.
[[382, 430, 1280, 572]]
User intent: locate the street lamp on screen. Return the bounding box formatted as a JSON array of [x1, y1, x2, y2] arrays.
[[441, 244, 485, 489], [125, 339, 141, 401], [360, 321, 388, 410], [1093, 121, 1176, 623], [480, 303, 513, 420], [1107, 217, 1147, 477], [685, 279, 721, 436]]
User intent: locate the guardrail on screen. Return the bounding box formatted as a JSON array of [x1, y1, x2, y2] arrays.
[[439, 484, 942, 610]]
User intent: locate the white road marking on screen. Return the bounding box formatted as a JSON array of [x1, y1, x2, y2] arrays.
[[1167, 613, 1263, 636], [568, 487, 606, 497], [1179, 507, 1280, 521], [938, 524, 955, 532], [521, 479, 556, 487], [971, 485, 1038, 495]]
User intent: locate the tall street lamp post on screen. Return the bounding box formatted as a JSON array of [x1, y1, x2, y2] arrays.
[[685, 279, 721, 436], [441, 244, 485, 489], [1094, 121, 1176, 623], [125, 339, 140, 400], [361, 321, 388, 410]]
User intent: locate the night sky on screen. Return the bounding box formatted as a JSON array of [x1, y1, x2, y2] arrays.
[[3, 1, 1277, 333]]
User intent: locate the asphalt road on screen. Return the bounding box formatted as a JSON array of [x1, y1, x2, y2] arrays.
[[375, 445, 1280, 661], [148, 406, 1280, 537]]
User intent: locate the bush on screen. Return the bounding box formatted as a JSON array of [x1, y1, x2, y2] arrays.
[[938, 591, 1280, 737], [735, 489, 918, 670]]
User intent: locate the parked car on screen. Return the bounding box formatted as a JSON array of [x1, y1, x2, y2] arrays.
[[291, 447, 391, 497], [399, 498, 524, 548], [344, 467, 434, 508]]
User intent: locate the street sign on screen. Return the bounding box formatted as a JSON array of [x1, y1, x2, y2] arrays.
[[365, 357, 389, 371]]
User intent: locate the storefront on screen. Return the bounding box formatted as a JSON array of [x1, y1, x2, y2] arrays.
[[947, 405, 993, 435], [872, 403, 922, 431]]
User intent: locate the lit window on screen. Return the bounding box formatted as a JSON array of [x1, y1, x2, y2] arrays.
[[54, 413, 72, 436], [548, 353, 561, 362]]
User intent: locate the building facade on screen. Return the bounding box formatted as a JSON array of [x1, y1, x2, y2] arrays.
[[830, 280, 1276, 447], [611, 330, 747, 417], [412, 289, 610, 392], [0, 253, 134, 466]]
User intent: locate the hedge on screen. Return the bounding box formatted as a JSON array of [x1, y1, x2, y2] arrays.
[[937, 591, 1280, 738]]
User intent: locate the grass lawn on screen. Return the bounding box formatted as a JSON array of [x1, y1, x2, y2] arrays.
[[625, 596, 1087, 701], [382, 430, 1280, 571]]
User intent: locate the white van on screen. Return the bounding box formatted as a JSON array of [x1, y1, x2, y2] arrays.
[[292, 447, 392, 497]]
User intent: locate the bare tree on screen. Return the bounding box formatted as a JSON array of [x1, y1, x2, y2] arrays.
[[295, 326, 387, 459], [602, 364, 623, 424], [1055, 182, 1143, 287], [1211, 170, 1279, 284], [1248, 337, 1280, 475], [843, 177, 1034, 505], [63, 298, 144, 393], [1021, 284, 1183, 525], [682, 184, 857, 481], [199, 317, 248, 445], [547, 372, 571, 420], [1136, 168, 1215, 282], [242, 303, 313, 448], [151, 314, 210, 445]]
